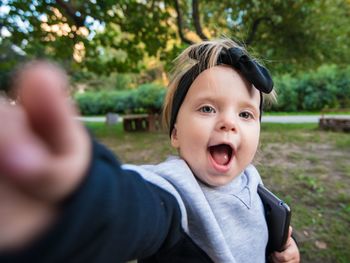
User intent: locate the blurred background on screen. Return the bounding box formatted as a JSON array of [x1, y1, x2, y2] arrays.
[[1, 0, 350, 114], [1, 1, 350, 262]]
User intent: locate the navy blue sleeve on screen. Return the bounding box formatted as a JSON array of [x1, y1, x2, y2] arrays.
[[0, 139, 183, 263]]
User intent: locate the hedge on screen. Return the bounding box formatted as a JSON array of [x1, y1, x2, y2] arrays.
[[271, 64, 350, 112], [74, 83, 165, 115]]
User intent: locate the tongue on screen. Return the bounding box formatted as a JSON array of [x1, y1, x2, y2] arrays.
[[210, 145, 230, 165]]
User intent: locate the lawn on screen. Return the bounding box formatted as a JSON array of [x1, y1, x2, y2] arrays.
[[85, 122, 350, 263]]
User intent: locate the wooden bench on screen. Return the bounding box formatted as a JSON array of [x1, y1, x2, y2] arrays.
[[319, 109, 350, 132], [122, 114, 162, 132], [319, 117, 350, 132], [123, 114, 149, 132]]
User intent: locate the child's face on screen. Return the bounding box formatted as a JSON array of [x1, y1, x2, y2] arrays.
[[171, 66, 261, 186]]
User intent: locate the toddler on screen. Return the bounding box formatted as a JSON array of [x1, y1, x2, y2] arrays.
[[0, 39, 299, 263]]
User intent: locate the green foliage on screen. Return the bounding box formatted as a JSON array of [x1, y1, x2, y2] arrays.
[[75, 90, 134, 115], [133, 83, 166, 113], [2, 0, 350, 77], [273, 75, 299, 111], [115, 73, 138, 90], [74, 83, 166, 115], [298, 65, 339, 111], [271, 65, 350, 111], [0, 39, 26, 93], [334, 68, 350, 108]]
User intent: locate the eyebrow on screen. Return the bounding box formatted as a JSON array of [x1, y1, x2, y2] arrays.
[[189, 94, 219, 107], [194, 94, 216, 102]]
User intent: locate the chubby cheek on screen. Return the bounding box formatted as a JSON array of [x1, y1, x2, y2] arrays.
[[177, 125, 204, 153], [175, 123, 208, 162], [242, 128, 260, 162]]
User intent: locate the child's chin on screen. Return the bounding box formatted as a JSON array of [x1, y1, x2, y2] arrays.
[[201, 175, 232, 187]]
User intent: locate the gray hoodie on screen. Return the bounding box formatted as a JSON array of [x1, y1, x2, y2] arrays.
[[123, 156, 268, 263]]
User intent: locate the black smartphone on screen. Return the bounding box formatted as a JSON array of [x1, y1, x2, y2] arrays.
[[257, 184, 291, 253]]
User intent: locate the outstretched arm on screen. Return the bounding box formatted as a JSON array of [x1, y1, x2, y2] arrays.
[[0, 64, 183, 262], [0, 63, 90, 251], [0, 139, 183, 262]]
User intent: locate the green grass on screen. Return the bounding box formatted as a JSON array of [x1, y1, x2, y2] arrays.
[[261, 122, 318, 130], [86, 122, 124, 137], [85, 122, 350, 263]]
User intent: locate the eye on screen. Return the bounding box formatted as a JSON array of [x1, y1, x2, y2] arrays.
[[239, 111, 254, 119], [199, 105, 216, 114]]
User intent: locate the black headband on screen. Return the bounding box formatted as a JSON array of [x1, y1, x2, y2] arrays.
[[169, 47, 274, 137]]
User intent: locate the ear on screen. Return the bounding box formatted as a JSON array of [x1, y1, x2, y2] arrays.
[[170, 125, 180, 148]]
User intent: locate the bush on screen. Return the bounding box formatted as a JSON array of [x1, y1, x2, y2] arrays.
[[298, 65, 338, 111], [74, 92, 101, 115], [334, 66, 350, 108], [270, 64, 350, 112], [74, 83, 166, 115], [273, 75, 299, 112], [133, 83, 166, 113], [75, 91, 135, 115], [113, 91, 136, 113]]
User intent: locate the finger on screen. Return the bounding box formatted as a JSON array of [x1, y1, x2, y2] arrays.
[[271, 237, 300, 263], [2, 63, 91, 202], [0, 103, 49, 179], [271, 251, 289, 263], [18, 64, 78, 154]]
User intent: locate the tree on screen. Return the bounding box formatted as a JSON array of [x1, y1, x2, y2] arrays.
[[0, 38, 26, 92], [1, 0, 350, 80]]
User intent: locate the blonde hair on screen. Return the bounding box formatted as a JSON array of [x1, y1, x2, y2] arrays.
[[162, 38, 276, 133]]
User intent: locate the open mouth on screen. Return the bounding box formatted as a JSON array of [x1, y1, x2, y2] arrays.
[[208, 144, 233, 166]]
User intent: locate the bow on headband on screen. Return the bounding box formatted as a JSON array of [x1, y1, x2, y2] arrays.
[[169, 47, 274, 137], [218, 48, 273, 94]]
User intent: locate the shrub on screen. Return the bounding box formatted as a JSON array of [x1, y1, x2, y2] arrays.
[[113, 90, 136, 113], [334, 66, 350, 108], [74, 91, 135, 115], [273, 75, 299, 112], [133, 83, 166, 113], [270, 64, 350, 112], [74, 83, 166, 115], [298, 65, 339, 111], [75, 92, 101, 115]]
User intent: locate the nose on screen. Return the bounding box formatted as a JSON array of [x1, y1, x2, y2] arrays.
[[216, 113, 237, 132]]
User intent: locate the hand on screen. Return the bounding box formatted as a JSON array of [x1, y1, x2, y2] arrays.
[[270, 227, 300, 263], [0, 63, 91, 201], [0, 62, 91, 249]]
